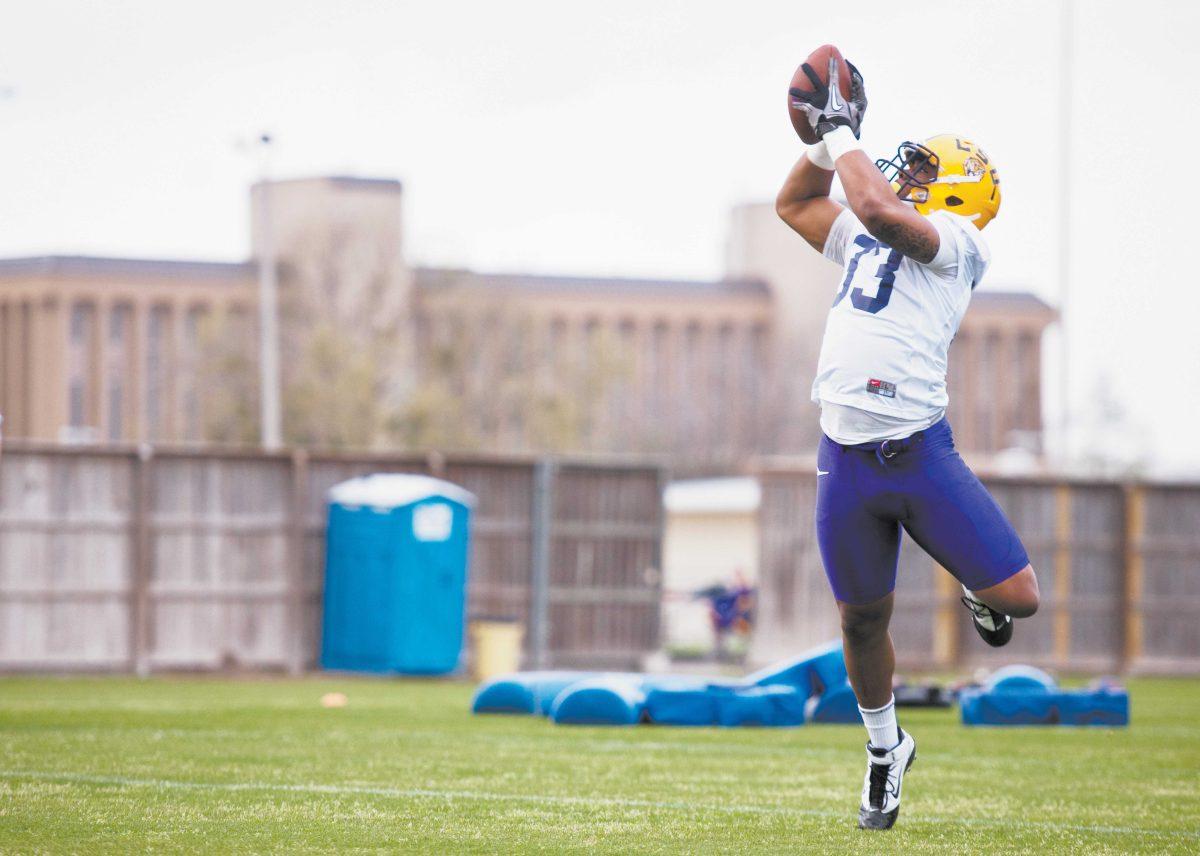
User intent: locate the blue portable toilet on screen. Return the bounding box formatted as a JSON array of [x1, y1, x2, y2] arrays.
[[320, 474, 475, 675]]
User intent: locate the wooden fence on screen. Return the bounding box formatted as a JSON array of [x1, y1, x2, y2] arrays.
[[0, 444, 665, 673], [753, 462, 1200, 675]]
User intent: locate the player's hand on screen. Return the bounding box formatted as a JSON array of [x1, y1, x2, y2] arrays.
[[846, 60, 867, 134], [789, 57, 867, 140]]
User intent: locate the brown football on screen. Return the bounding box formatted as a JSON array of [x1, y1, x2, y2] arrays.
[[788, 44, 853, 144]]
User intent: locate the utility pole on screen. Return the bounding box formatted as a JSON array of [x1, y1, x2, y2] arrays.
[[1056, 0, 1075, 466], [250, 133, 283, 450]]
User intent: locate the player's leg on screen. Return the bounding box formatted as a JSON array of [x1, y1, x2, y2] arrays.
[[898, 421, 1039, 646], [816, 441, 904, 704], [971, 564, 1040, 617], [836, 597, 917, 831], [838, 593, 895, 710], [815, 438, 915, 830], [956, 564, 1039, 646]]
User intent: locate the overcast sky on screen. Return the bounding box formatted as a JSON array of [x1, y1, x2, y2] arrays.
[[2, 0, 1198, 471]]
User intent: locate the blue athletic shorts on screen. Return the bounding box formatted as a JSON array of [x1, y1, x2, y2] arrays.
[[815, 417, 1029, 605]]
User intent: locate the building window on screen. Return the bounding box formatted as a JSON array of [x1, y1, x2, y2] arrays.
[[68, 380, 85, 428], [70, 302, 90, 345], [715, 323, 735, 449], [182, 306, 208, 441], [108, 381, 123, 442], [109, 304, 126, 341], [107, 304, 131, 442], [680, 322, 703, 445], [67, 302, 95, 431], [1017, 331, 1039, 433], [583, 317, 601, 369], [649, 321, 670, 424], [146, 305, 170, 441], [978, 331, 1000, 451], [539, 317, 563, 390], [682, 322, 701, 388], [0, 303, 8, 418]]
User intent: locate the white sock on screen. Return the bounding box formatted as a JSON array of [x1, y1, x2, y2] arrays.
[[858, 695, 900, 750]]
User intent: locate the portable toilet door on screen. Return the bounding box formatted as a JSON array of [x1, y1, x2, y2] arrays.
[[321, 474, 476, 675], [395, 496, 472, 673]]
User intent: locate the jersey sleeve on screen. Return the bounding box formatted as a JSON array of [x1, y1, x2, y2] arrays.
[[822, 208, 863, 267], [924, 211, 991, 287]]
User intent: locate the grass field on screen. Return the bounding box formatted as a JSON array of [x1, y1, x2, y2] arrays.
[[1, 676, 1197, 854]]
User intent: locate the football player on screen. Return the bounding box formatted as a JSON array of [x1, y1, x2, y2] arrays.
[[777, 57, 1041, 830]]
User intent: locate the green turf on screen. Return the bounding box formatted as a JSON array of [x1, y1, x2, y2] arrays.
[[0, 676, 1197, 854]]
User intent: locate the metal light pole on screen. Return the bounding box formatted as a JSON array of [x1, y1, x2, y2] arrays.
[[1056, 0, 1075, 466], [250, 133, 284, 450]]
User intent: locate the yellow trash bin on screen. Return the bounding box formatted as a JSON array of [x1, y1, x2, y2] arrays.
[[470, 619, 524, 682]]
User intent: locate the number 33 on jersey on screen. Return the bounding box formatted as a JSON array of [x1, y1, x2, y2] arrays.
[[811, 207, 991, 421]]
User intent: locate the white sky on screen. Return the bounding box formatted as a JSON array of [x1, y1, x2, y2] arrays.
[[2, 0, 1199, 471]]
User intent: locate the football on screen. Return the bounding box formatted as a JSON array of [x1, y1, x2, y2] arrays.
[[788, 44, 853, 144]]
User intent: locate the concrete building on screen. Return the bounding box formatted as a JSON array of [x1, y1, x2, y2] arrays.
[[0, 177, 1055, 462], [0, 256, 253, 443], [412, 267, 775, 460]]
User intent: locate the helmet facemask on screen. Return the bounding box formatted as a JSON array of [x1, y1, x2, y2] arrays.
[[875, 142, 939, 204]]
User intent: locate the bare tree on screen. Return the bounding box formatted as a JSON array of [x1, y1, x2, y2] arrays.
[[397, 291, 630, 453], [272, 219, 413, 449], [196, 307, 260, 444]]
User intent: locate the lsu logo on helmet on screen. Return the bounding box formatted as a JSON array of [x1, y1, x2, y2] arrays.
[[875, 134, 1002, 229]]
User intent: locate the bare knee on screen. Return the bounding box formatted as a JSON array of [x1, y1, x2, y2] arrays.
[[977, 566, 1040, 618], [838, 597, 893, 646], [1008, 566, 1040, 617]]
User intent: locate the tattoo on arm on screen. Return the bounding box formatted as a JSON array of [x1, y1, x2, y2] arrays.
[[870, 218, 939, 264]]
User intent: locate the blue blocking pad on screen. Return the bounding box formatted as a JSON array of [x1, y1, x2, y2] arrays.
[[471, 671, 602, 715], [961, 668, 1130, 727], [714, 684, 808, 727], [984, 664, 1057, 694], [1055, 689, 1130, 726], [472, 651, 1131, 730], [960, 687, 1130, 726], [744, 640, 847, 698], [807, 681, 863, 724], [628, 681, 809, 727], [642, 682, 723, 726], [472, 641, 853, 728], [550, 677, 649, 725]]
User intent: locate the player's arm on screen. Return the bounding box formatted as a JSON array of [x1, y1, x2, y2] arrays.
[[828, 136, 940, 264], [775, 150, 843, 252], [791, 56, 940, 264]]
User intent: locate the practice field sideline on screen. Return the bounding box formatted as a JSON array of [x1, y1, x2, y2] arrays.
[[1, 677, 1196, 853]]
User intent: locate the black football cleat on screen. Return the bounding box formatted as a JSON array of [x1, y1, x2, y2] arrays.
[[857, 729, 916, 830], [960, 585, 1014, 647]]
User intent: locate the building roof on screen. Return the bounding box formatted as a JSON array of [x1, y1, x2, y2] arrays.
[[415, 267, 771, 298], [664, 477, 761, 514], [255, 176, 403, 193], [971, 288, 1056, 316], [325, 176, 403, 192], [0, 254, 1055, 317], [0, 255, 254, 280]]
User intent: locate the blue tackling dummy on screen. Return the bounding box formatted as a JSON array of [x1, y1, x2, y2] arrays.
[[471, 641, 859, 727], [959, 665, 1129, 727]]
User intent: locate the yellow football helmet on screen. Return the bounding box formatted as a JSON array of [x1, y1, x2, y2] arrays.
[[875, 134, 1001, 229]]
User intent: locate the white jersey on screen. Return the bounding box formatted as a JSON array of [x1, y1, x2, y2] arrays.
[[811, 207, 990, 428]]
